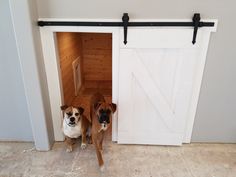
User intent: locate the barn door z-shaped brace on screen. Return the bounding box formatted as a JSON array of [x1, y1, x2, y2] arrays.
[[38, 13, 214, 45]]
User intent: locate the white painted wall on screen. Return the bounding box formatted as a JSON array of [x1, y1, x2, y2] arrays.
[[0, 0, 33, 141], [36, 0, 236, 142], [6, 0, 55, 150]]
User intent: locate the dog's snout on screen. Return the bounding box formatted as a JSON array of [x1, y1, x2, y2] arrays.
[[70, 117, 75, 122], [99, 114, 110, 124]]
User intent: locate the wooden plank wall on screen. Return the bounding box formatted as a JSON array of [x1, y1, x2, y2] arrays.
[[81, 33, 112, 81], [56, 32, 83, 105], [57, 32, 112, 105]]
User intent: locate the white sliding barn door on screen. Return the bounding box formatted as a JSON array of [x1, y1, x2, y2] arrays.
[[117, 28, 215, 145]]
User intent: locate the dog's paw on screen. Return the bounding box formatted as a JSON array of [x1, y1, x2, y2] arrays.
[[100, 165, 105, 172], [81, 143, 87, 149], [66, 147, 73, 153]]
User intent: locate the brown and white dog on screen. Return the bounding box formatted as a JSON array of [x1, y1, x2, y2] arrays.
[[61, 105, 91, 152], [90, 93, 117, 171]]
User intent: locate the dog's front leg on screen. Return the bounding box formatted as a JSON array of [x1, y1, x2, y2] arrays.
[[99, 135, 104, 151], [94, 140, 104, 171], [65, 136, 73, 152], [81, 128, 87, 149]]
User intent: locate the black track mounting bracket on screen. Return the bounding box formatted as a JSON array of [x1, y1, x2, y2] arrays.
[[122, 13, 129, 45], [192, 13, 202, 45]]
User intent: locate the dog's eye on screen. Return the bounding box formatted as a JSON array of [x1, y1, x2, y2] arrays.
[[75, 113, 79, 116], [66, 112, 72, 117], [107, 109, 111, 114]]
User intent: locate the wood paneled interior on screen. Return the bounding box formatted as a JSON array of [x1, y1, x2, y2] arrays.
[[81, 33, 112, 81], [56, 32, 83, 105], [79, 80, 112, 96], [57, 32, 112, 111]]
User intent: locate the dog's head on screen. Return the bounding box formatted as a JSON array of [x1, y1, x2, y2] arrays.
[[61, 105, 84, 127], [94, 102, 116, 131]]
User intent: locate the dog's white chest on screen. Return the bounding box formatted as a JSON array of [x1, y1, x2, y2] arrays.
[[63, 120, 82, 138]]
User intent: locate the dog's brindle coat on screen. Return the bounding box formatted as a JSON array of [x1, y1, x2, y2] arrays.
[[90, 93, 116, 170], [61, 105, 91, 152]]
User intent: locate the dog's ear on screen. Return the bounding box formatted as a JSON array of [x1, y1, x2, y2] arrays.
[[110, 103, 117, 113], [77, 107, 84, 115], [94, 102, 102, 111], [61, 105, 68, 111]]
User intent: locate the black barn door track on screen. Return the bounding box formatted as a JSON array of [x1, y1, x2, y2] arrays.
[[38, 13, 215, 45]]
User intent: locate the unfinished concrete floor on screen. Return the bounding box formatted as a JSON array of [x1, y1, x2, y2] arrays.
[[1, 135, 236, 177]]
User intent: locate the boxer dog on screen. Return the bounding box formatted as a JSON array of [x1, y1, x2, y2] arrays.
[[90, 93, 117, 171], [61, 105, 91, 152]]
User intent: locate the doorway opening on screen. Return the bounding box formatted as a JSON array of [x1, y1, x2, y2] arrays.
[[56, 32, 112, 129]]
